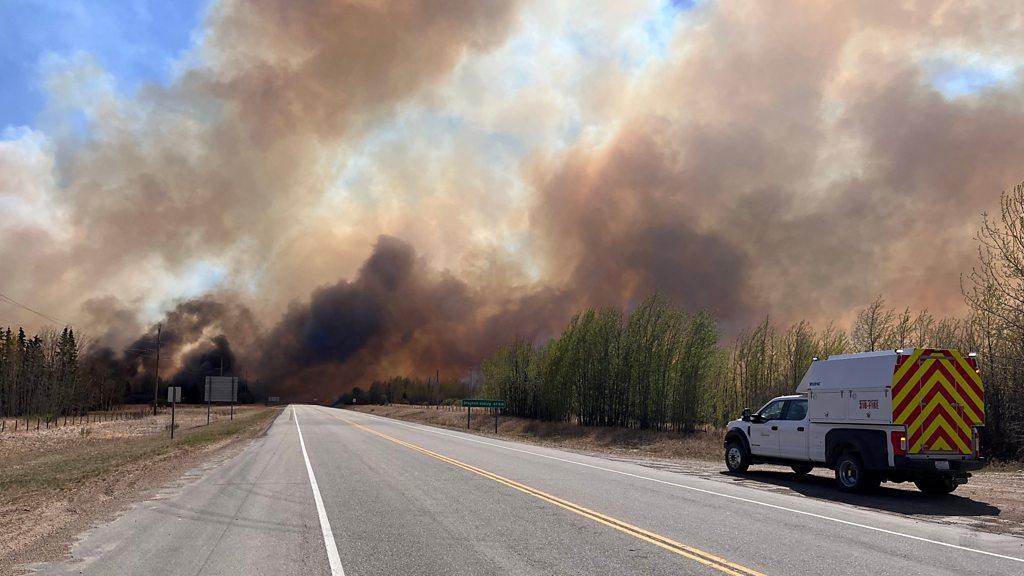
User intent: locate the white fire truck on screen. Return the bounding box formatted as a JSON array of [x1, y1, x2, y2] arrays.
[[723, 349, 986, 493]]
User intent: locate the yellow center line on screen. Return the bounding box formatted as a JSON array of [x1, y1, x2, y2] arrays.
[[324, 409, 766, 576]]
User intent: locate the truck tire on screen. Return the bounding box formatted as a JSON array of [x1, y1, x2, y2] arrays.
[[790, 463, 813, 476], [834, 451, 880, 493], [725, 440, 750, 473], [914, 477, 957, 495]]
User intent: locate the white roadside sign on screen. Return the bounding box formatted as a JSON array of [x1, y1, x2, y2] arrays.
[[166, 386, 182, 403], [204, 376, 238, 402]]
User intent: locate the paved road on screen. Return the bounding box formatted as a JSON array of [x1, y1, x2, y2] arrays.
[[32, 405, 1024, 575]]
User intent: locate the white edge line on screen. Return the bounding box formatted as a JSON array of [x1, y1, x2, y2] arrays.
[[295, 405, 346, 576], [336, 407, 1024, 565]]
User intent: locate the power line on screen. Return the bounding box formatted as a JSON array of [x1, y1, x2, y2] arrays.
[[0, 292, 71, 327]]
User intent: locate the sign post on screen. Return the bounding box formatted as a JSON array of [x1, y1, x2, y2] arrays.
[[461, 399, 506, 432], [166, 386, 181, 438], [205, 376, 239, 426]]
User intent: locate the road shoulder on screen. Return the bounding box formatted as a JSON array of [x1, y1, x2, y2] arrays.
[[0, 406, 281, 575]]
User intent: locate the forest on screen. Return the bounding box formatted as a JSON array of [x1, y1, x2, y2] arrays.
[[0, 326, 126, 417], [476, 293, 1023, 460]]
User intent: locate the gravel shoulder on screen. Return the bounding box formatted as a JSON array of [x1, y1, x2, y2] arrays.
[[0, 405, 281, 574], [348, 404, 1024, 539]]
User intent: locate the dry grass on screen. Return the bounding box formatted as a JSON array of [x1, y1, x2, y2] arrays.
[[0, 406, 259, 458], [349, 404, 724, 461], [0, 406, 272, 500], [0, 405, 281, 573]]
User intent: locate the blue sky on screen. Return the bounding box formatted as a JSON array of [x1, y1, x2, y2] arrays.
[[0, 0, 208, 129], [929, 61, 1017, 98]]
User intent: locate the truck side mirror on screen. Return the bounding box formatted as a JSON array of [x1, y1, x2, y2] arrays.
[[741, 408, 751, 422]]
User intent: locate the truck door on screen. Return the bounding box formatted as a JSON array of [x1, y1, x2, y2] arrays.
[[749, 399, 785, 457], [777, 399, 810, 460]]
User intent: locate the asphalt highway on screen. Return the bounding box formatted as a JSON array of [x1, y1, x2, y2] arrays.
[[32, 405, 1024, 575]]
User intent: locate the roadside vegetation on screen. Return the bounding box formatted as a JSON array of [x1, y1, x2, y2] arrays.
[[0, 406, 280, 572], [351, 403, 724, 461], [0, 406, 278, 504]]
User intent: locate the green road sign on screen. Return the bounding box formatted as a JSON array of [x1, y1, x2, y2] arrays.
[[462, 399, 506, 409]]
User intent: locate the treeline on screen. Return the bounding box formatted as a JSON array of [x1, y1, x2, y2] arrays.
[[478, 294, 1023, 459], [0, 326, 126, 417], [480, 299, 718, 431], [336, 375, 477, 406], [477, 296, 851, 432]]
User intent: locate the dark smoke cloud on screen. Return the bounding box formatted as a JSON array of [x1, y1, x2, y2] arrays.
[[115, 296, 257, 385], [259, 236, 488, 400], [106, 238, 567, 402], [530, 126, 754, 329], [170, 335, 237, 402]]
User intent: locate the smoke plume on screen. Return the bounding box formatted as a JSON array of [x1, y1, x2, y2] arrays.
[[3, 1, 1024, 399]]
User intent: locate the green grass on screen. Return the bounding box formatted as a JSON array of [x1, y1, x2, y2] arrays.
[[180, 409, 276, 447]]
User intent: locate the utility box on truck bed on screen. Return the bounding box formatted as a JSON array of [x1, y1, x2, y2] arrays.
[[796, 348, 986, 455], [798, 351, 895, 424], [723, 348, 987, 493]]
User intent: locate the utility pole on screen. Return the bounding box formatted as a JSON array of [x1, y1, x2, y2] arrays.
[[152, 324, 162, 416]]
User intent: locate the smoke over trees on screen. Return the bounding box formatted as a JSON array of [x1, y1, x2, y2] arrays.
[[962, 181, 1024, 460], [468, 181, 1024, 461]]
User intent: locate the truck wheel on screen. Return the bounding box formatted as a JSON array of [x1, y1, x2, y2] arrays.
[[834, 451, 880, 493], [725, 440, 750, 473], [790, 463, 813, 476], [914, 477, 957, 495]]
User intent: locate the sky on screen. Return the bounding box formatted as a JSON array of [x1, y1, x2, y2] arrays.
[[0, 1, 208, 127], [2, 0, 1024, 396]]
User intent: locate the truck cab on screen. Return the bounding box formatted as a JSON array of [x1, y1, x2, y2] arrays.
[[724, 349, 987, 494], [725, 395, 815, 477], [739, 395, 810, 462]]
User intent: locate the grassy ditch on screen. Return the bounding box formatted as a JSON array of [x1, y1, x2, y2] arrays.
[[347, 404, 724, 462], [0, 407, 281, 506]]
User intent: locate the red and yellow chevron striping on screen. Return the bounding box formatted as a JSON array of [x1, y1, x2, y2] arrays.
[[891, 349, 984, 455]]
